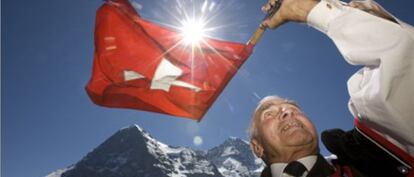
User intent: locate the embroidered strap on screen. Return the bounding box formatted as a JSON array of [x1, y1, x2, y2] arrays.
[[354, 119, 414, 176], [331, 163, 354, 177]]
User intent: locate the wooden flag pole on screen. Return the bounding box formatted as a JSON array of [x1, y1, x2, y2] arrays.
[[248, 24, 267, 45], [247, 0, 283, 46]]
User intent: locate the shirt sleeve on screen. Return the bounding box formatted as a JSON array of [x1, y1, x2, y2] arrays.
[[306, 0, 414, 154]]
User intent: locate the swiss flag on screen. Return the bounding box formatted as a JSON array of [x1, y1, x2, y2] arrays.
[[85, 0, 254, 120]]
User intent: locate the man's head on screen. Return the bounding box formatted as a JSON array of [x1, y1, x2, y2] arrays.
[[249, 96, 319, 164]]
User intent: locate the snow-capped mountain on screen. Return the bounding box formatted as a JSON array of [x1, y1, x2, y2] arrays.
[[206, 137, 264, 177], [47, 125, 264, 177]]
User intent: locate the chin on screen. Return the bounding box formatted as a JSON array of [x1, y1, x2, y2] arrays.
[[284, 132, 316, 147]]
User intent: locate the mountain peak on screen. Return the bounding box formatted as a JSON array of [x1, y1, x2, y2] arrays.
[[229, 136, 240, 140], [48, 124, 263, 177], [52, 124, 224, 177], [222, 137, 249, 147], [119, 124, 145, 134], [227, 136, 248, 142], [116, 124, 159, 145], [205, 136, 264, 177]]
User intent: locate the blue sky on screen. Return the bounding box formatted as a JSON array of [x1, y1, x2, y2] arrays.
[[2, 0, 414, 176]]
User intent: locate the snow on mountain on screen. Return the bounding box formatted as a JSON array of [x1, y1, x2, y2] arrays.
[[45, 166, 74, 177], [205, 137, 264, 177], [47, 125, 264, 177]]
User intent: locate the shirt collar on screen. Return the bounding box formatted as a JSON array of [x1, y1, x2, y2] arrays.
[[270, 163, 286, 177], [270, 155, 318, 177]]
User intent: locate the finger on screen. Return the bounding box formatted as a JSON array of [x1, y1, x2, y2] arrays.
[[262, 16, 284, 29], [262, 3, 273, 13], [262, 0, 277, 13], [349, 2, 361, 9], [349, 1, 356, 7], [261, 20, 269, 28], [269, 0, 276, 7], [262, 5, 270, 13]]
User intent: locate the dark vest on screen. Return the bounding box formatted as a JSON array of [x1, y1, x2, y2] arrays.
[[322, 127, 413, 177], [259, 154, 364, 177]]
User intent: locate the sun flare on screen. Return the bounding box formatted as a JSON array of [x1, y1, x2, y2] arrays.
[[180, 18, 206, 45], [193, 135, 203, 146]]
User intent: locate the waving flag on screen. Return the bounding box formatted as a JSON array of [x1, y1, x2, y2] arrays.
[[85, 0, 254, 120]]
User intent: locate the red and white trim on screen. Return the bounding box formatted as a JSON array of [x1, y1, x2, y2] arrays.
[[354, 119, 414, 177]]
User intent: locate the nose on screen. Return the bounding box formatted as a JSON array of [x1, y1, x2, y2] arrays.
[[280, 108, 293, 120]]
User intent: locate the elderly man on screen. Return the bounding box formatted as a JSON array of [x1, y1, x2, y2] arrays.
[[250, 96, 365, 177], [250, 0, 414, 176]]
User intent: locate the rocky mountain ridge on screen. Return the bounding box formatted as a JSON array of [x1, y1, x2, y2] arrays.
[[47, 125, 264, 177]]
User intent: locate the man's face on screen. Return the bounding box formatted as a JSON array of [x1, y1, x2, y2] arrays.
[[255, 100, 318, 163]]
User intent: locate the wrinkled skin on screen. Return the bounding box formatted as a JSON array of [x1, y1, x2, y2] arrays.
[[251, 100, 319, 164]]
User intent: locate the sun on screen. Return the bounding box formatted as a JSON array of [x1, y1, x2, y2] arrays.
[[180, 18, 206, 45]]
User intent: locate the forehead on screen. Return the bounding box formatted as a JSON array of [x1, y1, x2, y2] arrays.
[[257, 100, 299, 113]]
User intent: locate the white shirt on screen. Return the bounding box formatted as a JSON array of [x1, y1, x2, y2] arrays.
[[270, 155, 317, 177], [307, 0, 414, 155]]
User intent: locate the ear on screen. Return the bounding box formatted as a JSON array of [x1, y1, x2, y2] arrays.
[[251, 139, 264, 158]]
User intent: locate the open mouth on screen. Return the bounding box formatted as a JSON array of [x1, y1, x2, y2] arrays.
[[280, 120, 304, 133]]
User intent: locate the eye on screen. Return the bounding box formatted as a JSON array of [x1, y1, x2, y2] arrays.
[[289, 107, 304, 115], [264, 112, 272, 119], [263, 110, 278, 120]]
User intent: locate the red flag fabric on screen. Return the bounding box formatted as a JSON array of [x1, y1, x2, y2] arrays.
[[85, 0, 253, 120]]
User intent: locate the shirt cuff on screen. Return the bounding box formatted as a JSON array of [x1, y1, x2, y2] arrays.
[[307, 0, 345, 33]]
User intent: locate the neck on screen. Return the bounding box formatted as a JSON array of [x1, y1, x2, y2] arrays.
[[268, 146, 318, 164]]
